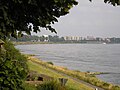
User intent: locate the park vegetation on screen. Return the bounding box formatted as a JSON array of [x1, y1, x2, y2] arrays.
[[27, 55, 120, 90], [0, 41, 28, 89], [0, 0, 78, 89], [25, 55, 94, 90], [0, 0, 120, 89]]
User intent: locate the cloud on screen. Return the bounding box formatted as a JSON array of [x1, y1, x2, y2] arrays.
[[33, 0, 120, 37]]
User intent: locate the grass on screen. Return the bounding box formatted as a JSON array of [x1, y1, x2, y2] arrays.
[[23, 83, 37, 90], [26, 57, 94, 90], [26, 55, 120, 90]]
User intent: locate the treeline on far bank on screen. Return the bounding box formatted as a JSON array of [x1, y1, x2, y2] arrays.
[[10, 35, 120, 44], [10, 35, 65, 43]]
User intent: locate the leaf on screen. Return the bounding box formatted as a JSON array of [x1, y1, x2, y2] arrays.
[[89, 0, 92, 2], [0, 78, 3, 82]]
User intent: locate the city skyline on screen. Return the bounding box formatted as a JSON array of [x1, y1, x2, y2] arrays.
[[11, 34, 120, 44]]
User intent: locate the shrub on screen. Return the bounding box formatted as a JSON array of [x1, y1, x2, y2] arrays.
[[23, 83, 37, 90], [37, 81, 67, 90], [46, 62, 54, 65], [0, 40, 28, 90]]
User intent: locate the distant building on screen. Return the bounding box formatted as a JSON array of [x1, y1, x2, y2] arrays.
[[86, 36, 96, 40], [64, 36, 81, 41]]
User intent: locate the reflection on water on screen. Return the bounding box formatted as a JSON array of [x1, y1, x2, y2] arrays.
[[16, 44, 120, 85]]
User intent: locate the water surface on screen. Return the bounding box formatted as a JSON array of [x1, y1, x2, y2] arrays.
[[16, 44, 120, 85]]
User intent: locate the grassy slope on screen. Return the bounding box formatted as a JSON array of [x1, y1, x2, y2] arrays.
[[27, 59, 94, 90], [26, 55, 120, 90]]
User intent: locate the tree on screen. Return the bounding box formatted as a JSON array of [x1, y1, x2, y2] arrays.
[[104, 0, 120, 6], [90, 0, 120, 6], [1, 0, 119, 39], [0, 0, 119, 89], [0, 0, 78, 39]]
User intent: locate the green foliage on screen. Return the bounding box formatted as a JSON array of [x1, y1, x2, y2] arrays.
[[0, 40, 28, 90], [46, 62, 54, 65], [90, 0, 120, 6], [27, 70, 39, 81], [37, 80, 67, 90], [10, 35, 40, 42], [23, 83, 37, 90], [104, 0, 120, 6], [0, 0, 119, 39], [10, 35, 65, 43], [0, 0, 78, 39], [30, 57, 120, 90]]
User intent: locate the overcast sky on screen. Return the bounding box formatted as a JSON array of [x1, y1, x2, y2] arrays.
[[33, 0, 120, 37]]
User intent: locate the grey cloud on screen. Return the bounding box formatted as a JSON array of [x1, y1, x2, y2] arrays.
[[33, 0, 120, 37]]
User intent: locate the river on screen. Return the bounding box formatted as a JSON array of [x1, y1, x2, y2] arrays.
[[16, 44, 120, 85]]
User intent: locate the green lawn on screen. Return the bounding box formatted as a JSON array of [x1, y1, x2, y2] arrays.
[[27, 60, 94, 90]]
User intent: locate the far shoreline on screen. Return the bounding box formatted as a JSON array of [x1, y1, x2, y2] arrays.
[[13, 41, 120, 45]]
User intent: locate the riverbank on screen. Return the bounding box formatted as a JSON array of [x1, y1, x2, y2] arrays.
[[13, 41, 120, 46], [26, 54, 94, 90], [13, 41, 55, 45], [26, 54, 120, 90]]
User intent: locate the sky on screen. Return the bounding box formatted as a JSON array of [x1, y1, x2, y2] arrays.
[[33, 0, 120, 38]]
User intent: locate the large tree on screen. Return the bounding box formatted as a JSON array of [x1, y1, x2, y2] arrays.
[[104, 0, 120, 6], [0, 0, 119, 89], [0, 0, 78, 39], [1, 0, 119, 39], [90, 0, 120, 6]]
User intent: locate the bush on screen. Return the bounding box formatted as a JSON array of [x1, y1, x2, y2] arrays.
[[0, 40, 28, 90], [23, 83, 37, 90], [37, 81, 67, 90], [46, 62, 54, 65]]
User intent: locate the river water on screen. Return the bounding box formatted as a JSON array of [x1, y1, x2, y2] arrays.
[[16, 44, 120, 85]]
